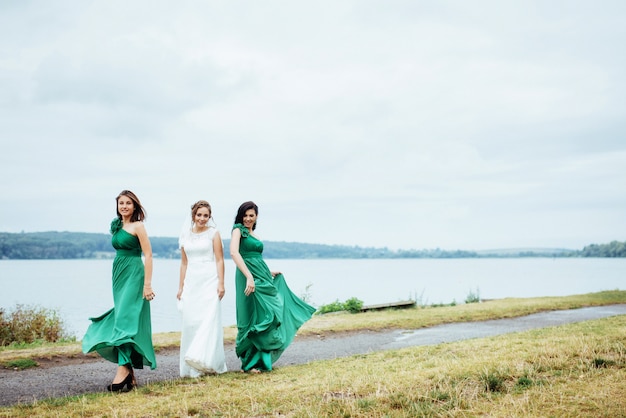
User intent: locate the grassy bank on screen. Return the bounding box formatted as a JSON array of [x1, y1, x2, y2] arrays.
[[1, 290, 625, 417], [2, 290, 624, 365]]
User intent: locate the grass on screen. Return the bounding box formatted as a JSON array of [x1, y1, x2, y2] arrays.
[[2, 358, 38, 370], [1, 290, 624, 364], [1, 290, 625, 417]]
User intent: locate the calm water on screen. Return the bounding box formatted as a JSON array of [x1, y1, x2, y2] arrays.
[[1, 258, 624, 338]]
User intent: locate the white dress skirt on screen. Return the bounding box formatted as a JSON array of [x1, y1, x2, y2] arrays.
[[178, 227, 227, 377]]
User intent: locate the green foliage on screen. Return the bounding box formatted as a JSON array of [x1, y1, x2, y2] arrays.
[[316, 297, 364, 315], [2, 231, 625, 260], [343, 297, 364, 313], [580, 240, 626, 257], [592, 357, 616, 368], [316, 300, 345, 314], [3, 358, 38, 370], [0, 304, 72, 346], [479, 369, 507, 393], [465, 288, 481, 304], [0, 231, 111, 259], [515, 376, 534, 389], [0, 231, 181, 259]]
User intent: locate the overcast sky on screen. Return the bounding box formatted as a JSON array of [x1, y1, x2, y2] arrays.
[[1, 1, 625, 251]]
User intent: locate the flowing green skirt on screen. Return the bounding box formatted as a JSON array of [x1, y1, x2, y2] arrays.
[[235, 260, 315, 371], [82, 253, 156, 369]]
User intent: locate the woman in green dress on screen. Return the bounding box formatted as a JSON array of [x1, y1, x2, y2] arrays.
[[230, 201, 316, 373], [82, 190, 157, 391]]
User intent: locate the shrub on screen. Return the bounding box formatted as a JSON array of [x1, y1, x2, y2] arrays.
[[317, 300, 345, 315], [343, 297, 363, 313], [465, 287, 481, 304], [316, 297, 364, 315], [0, 304, 72, 346], [0, 308, 10, 344]]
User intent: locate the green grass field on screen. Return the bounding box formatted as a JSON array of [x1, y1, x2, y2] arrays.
[[1, 290, 625, 417]]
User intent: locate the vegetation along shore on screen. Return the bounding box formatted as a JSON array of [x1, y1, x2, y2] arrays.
[[1, 231, 626, 259], [1, 290, 625, 416]]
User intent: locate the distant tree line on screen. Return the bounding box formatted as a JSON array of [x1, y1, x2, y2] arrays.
[[578, 240, 626, 257], [0, 232, 180, 260], [0, 231, 624, 260]]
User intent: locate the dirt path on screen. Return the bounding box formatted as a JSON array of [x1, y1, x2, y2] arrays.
[[2, 304, 626, 407]]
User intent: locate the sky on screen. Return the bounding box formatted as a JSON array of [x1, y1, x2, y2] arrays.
[[1, 1, 625, 251]]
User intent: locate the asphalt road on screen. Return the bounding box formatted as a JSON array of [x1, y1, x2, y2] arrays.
[[2, 304, 625, 407]]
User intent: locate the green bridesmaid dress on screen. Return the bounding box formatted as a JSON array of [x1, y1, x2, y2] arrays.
[[233, 223, 316, 372], [82, 218, 156, 370]]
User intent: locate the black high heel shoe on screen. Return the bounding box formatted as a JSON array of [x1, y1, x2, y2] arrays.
[[126, 364, 137, 389], [106, 371, 133, 392]]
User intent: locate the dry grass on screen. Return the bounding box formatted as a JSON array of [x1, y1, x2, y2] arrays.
[[3, 314, 625, 417], [1, 290, 624, 364], [1, 290, 625, 417]]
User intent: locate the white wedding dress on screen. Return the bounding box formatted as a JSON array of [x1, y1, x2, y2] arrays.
[[178, 227, 227, 377]]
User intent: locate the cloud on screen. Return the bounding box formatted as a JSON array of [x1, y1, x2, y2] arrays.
[[1, 0, 625, 250]]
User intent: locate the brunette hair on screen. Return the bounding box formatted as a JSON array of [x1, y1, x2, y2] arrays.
[[234, 201, 258, 230], [116, 190, 146, 222], [191, 200, 212, 226]]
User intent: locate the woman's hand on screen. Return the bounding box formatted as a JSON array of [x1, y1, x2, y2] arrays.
[[244, 277, 255, 296], [271, 271, 281, 278], [217, 284, 225, 300], [144, 285, 156, 301], [176, 288, 183, 301]]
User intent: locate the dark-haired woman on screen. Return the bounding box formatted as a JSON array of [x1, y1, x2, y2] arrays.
[[230, 201, 316, 373], [82, 190, 157, 391]]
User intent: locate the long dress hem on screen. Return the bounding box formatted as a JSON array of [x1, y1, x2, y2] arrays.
[[233, 223, 316, 371], [82, 219, 157, 370], [178, 226, 227, 377]]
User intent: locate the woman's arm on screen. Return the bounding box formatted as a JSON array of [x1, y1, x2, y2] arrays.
[[178, 247, 188, 300], [134, 222, 154, 299], [213, 231, 225, 300], [229, 228, 255, 296]]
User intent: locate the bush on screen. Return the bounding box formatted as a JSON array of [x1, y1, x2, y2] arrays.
[[465, 287, 481, 304], [316, 300, 345, 315], [0, 308, 10, 344], [316, 297, 364, 315], [0, 304, 72, 346], [343, 297, 363, 313]]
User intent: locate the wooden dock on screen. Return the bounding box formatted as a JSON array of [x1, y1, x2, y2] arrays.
[[360, 300, 415, 312]]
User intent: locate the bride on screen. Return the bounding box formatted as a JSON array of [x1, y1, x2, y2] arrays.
[[177, 200, 227, 377]]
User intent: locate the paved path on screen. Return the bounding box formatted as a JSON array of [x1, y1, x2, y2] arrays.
[[2, 304, 625, 406]]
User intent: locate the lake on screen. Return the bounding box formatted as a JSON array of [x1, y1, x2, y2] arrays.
[[1, 258, 624, 338]]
